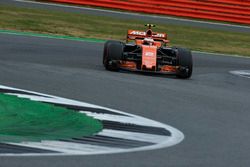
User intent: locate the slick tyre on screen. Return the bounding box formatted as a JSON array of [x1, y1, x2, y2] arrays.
[[103, 40, 124, 71], [103, 40, 116, 65], [176, 47, 193, 79]]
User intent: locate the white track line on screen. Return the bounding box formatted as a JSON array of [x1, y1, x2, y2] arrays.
[[230, 70, 250, 79], [99, 129, 170, 143], [0, 85, 184, 156], [9, 141, 124, 155], [192, 51, 250, 59], [80, 111, 163, 127]]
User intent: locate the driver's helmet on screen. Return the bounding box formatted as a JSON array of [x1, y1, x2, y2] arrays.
[[143, 37, 154, 45]]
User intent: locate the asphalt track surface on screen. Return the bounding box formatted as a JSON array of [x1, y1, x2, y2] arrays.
[[1, 1, 250, 166], [0, 32, 250, 167]]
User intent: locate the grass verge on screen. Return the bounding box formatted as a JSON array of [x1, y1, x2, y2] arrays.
[[0, 4, 250, 56], [0, 93, 102, 142]]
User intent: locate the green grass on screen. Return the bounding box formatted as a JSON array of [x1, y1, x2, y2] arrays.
[[0, 93, 102, 142], [0, 5, 250, 56]]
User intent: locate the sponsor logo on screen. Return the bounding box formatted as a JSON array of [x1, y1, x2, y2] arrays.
[[130, 31, 146, 36], [130, 31, 165, 38], [145, 51, 154, 57], [153, 33, 165, 38]]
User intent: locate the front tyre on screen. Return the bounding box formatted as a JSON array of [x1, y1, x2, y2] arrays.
[[103, 41, 124, 71], [176, 47, 193, 79]]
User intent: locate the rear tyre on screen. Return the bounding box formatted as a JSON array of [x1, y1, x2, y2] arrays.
[[176, 47, 193, 79], [103, 40, 124, 71]]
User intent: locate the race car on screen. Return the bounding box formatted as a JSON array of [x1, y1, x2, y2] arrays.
[[103, 24, 193, 78]]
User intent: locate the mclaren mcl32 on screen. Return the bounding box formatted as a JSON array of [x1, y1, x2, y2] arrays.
[[103, 24, 193, 79]]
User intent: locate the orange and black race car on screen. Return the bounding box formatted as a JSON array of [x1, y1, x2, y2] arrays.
[[103, 24, 193, 78]]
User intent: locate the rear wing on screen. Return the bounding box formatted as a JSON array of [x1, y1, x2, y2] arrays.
[[127, 30, 168, 43]]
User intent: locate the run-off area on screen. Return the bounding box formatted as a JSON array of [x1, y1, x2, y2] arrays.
[[0, 85, 184, 156]]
